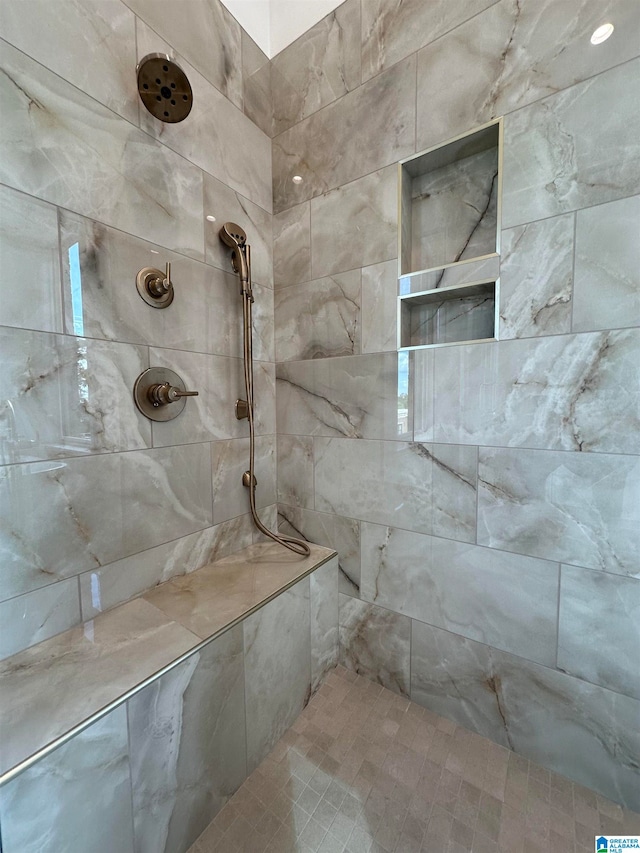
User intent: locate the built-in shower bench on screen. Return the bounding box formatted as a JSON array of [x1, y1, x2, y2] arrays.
[[0, 541, 337, 786]]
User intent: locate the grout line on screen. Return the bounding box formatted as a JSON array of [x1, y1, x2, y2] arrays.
[[570, 210, 578, 333]]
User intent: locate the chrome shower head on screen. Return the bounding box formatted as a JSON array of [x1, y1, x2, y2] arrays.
[[219, 222, 247, 249], [219, 222, 250, 287]]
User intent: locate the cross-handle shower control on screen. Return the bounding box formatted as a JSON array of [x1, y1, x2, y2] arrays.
[[133, 367, 198, 421], [136, 262, 175, 308]]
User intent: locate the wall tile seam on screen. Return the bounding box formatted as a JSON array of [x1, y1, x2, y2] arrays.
[[0, 38, 273, 218], [124, 698, 138, 850], [403, 613, 640, 704], [274, 350, 398, 367]]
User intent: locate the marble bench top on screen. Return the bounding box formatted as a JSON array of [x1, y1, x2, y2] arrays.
[[0, 541, 335, 784]]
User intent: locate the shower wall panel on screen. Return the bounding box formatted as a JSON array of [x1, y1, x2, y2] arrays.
[[272, 0, 640, 810]]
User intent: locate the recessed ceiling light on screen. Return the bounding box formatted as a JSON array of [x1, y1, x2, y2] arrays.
[[206, 214, 216, 222], [292, 175, 303, 184], [590, 23, 614, 44]]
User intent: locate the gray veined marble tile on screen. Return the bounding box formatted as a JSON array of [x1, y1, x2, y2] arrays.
[[250, 283, 275, 363], [360, 523, 559, 666], [0, 577, 81, 659], [413, 349, 435, 442], [310, 165, 398, 278], [477, 447, 640, 577], [0, 39, 204, 259], [273, 202, 312, 287], [276, 353, 401, 442], [499, 213, 574, 339], [253, 504, 278, 541], [0, 705, 134, 853], [252, 361, 276, 436], [136, 20, 272, 213], [0, 0, 138, 123], [361, 0, 496, 82], [572, 195, 640, 333], [502, 57, 640, 228], [128, 625, 246, 853], [78, 516, 255, 619], [271, 0, 361, 135], [1, 326, 151, 465], [339, 594, 410, 697], [433, 329, 640, 454], [558, 565, 640, 701], [273, 58, 414, 213], [126, 0, 243, 109], [400, 255, 501, 295], [315, 438, 477, 543], [0, 185, 62, 334], [211, 435, 276, 524], [410, 621, 640, 811], [277, 506, 361, 598], [310, 556, 339, 692], [275, 270, 361, 361], [0, 443, 213, 599], [277, 434, 314, 509], [59, 211, 243, 357], [415, 0, 640, 153], [361, 259, 399, 354], [242, 30, 273, 137], [203, 171, 273, 288], [244, 577, 311, 771]]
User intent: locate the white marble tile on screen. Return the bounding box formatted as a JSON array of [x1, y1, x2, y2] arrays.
[[136, 20, 271, 213], [400, 254, 500, 295], [0, 443, 213, 598], [1, 326, 151, 465], [0, 185, 62, 333], [211, 435, 276, 523], [572, 195, 640, 332], [273, 58, 414, 213], [410, 621, 640, 811], [0, 577, 81, 660], [252, 361, 276, 436], [250, 282, 275, 363], [310, 556, 339, 691], [126, 0, 243, 109], [276, 353, 402, 442], [403, 288, 496, 347], [272, 0, 361, 134], [361, 524, 559, 666], [339, 594, 410, 696], [415, 0, 640, 152], [0, 705, 134, 853], [478, 447, 640, 577], [310, 165, 398, 278], [244, 577, 311, 771], [499, 213, 574, 339], [433, 330, 640, 454], [273, 202, 312, 287], [0, 39, 204, 259], [315, 438, 477, 543], [361, 259, 399, 354], [278, 506, 361, 598], [252, 503, 278, 541], [203, 171, 273, 288], [0, 0, 138, 122], [275, 270, 361, 361], [558, 565, 640, 700], [277, 434, 314, 509], [502, 58, 640, 228], [242, 30, 272, 137], [128, 625, 246, 853], [361, 0, 496, 82], [79, 517, 255, 619], [59, 211, 243, 357]]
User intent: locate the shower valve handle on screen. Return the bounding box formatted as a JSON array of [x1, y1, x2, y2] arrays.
[[148, 382, 199, 407], [147, 262, 172, 298]]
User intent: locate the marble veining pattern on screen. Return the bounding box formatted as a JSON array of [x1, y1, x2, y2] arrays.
[[273, 202, 312, 287], [241, 30, 272, 138], [361, 259, 398, 354], [477, 447, 640, 576], [277, 434, 314, 510], [433, 330, 640, 454], [339, 594, 410, 697], [310, 556, 339, 691], [400, 255, 500, 296], [361, 523, 559, 666], [211, 435, 276, 523]]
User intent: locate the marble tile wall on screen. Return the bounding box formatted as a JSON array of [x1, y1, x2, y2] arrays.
[[271, 0, 640, 809], [0, 0, 277, 658]]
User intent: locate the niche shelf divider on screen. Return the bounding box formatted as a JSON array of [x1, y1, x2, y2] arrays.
[[397, 118, 503, 350]]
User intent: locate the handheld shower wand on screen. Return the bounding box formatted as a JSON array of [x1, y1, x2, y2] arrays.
[[218, 222, 311, 558]]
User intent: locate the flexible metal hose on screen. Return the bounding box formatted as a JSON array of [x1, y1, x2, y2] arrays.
[[240, 261, 310, 558]]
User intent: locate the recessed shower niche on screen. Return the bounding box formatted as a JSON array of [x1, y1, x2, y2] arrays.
[[398, 119, 502, 349]]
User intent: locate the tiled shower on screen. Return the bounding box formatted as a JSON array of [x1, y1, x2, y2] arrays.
[[0, 0, 639, 850]]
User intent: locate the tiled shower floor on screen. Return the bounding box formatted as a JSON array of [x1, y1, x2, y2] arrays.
[[189, 666, 640, 853]]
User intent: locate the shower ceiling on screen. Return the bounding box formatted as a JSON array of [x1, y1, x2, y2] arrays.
[[220, 0, 343, 57]]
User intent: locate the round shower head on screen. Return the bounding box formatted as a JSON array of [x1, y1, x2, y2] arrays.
[[219, 222, 247, 248], [137, 53, 193, 123]]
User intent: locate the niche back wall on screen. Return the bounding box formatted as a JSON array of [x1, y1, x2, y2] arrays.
[[272, 0, 640, 810]]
